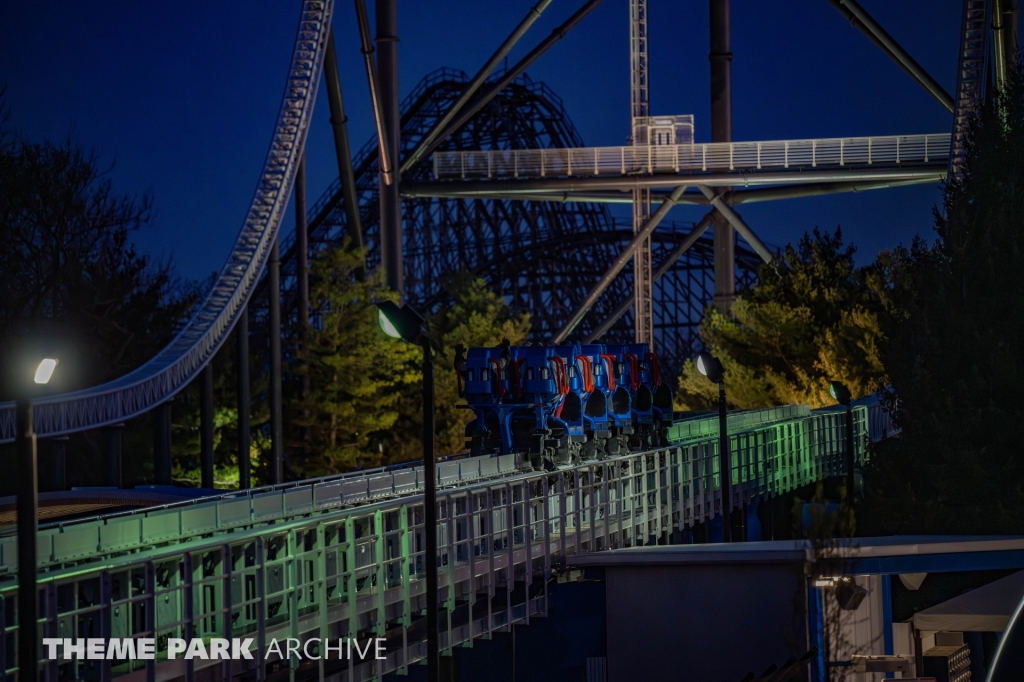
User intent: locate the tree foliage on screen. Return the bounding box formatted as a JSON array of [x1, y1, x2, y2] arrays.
[[289, 246, 421, 477], [862, 60, 1024, 535], [0, 132, 197, 396], [0, 114, 198, 490], [676, 228, 887, 411]]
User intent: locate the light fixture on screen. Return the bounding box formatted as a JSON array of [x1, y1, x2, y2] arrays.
[[378, 309, 402, 339], [33, 358, 58, 384], [377, 300, 425, 343], [829, 380, 851, 406], [695, 350, 724, 384]]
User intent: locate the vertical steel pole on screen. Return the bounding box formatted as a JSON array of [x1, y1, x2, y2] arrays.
[[295, 155, 311, 453], [236, 307, 251, 489], [153, 402, 172, 485], [630, 0, 654, 347], [717, 382, 732, 542], [845, 405, 855, 504], [421, 337, 439, 682], [376, 0, 403, 297], [710, 0, 735, 313], [269, 239, 284, 484], [16, 400, 38, 682], [107, 424, 122, 489], [200, 362, 215, 489]]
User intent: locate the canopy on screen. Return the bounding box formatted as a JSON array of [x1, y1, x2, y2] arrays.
[[913, 570, 1024, 632]]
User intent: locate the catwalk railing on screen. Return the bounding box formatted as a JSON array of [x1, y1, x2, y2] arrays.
[[432, 133, 951, 180], [0, 0, 334, 444], [0, 400, 895, 681]]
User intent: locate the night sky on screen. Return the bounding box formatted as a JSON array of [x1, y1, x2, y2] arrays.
[[0, 0, 960, 283]]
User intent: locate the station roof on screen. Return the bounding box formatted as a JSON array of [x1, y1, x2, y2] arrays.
[[568, 536, 1024, 575], [912, 569, 1024, 632]]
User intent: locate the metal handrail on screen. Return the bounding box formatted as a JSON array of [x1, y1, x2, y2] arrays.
[[433, 133, 952, 180], [0, 0, 334, 442]]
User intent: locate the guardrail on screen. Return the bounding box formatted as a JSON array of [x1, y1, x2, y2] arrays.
[[432, 133, 952, 180], [0, 401, 879, 680]]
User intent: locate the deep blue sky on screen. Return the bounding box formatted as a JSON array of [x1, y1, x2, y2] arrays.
[[0, 0, 960, 282]]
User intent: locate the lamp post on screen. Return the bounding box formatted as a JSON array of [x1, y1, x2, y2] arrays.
[[696, 351, 731, 543], [17, 357, 57, 682], [377, 301, 438, 682], [829, 381, 855, 504]]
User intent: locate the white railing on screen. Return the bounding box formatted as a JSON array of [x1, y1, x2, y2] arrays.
[[432, 133, 951, 180]]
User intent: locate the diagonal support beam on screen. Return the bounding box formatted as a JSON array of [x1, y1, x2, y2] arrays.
[[584, 211, 715, 342], [402, 0, 555, 173], [554, 184, 687, 343], [416, 0, 604, 167], [324, 29, 365, 263], [355, 0, 393, 185], [828, 0, 954, 112], [699, 185, 775, 264]]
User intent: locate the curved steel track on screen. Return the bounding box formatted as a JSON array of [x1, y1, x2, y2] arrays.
[[0, 0, 334, 442]]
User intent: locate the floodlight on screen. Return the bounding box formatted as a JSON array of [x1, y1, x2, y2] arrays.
[[33, 358, 58, 384], [695, 351, 724, 384]]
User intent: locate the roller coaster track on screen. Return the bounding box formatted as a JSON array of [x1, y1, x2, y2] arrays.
[[0, 1, 335, 444], [950, 0, 991, 177]]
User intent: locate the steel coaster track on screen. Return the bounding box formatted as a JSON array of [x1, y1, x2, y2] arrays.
[[0, 1, 335, 443], [0, 400, 895, 680]]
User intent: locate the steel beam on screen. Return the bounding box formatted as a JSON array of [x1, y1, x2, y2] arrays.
[[355, 0, 394, 186], [402, 0, 555, 173], [269, 238, 284, 484], [699, 185, 775, 265], [324, 29, 365, 259], [403, 177, 940, 205], [405, 166, 945, 194], [153, 402, 172, 485], [377, 0, 403, 296], [584, 211, 715, 342], [828, 0, 954, 112], [422, 0, 605, 160], [200, 362, 214, 489], [107, 424, 123, 489], [235, 307, 251, 489], [710, 0, 735, 314], [554, 184, 688, 343]]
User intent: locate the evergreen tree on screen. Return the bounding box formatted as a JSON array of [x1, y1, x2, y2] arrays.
[[862, 60, 1024, 535], [289, 246, 420, 476], [676, 228, 887, 410]]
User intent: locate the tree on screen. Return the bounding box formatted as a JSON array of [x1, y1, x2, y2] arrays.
[[675, 228, 887, 411], [862, 60, 1024, 535], [430, 274, 532, 456], [289, 245, 421, 477], [0, 117, 198, 490]]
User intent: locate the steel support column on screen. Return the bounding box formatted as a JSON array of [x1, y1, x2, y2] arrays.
[[107, 424, 123, 489], [377, 0, 403, 296], [153, 402, 172, 486], [324, 28, 365, 259], [236, 307, 251, 489], [630, 0, 653, 346], [269, 238, 284, 484], [200, 362, 214, 489], [710, 0, 735, 314]]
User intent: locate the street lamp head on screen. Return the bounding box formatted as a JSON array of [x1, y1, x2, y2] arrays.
[[695, 350, 724, 384], [377, 301, 425, 344], [829, 380, 852, 406], [33, 358, 58, 384]]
